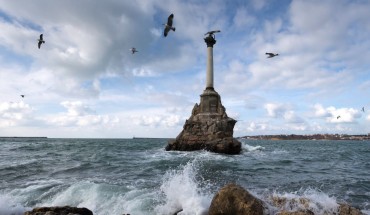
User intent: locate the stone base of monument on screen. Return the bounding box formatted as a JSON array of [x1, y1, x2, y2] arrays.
[[166, 88, 241, 155]]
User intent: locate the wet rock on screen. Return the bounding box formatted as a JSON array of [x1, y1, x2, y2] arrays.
[[24, 206, 93, 215], [338, 203, 365, 215], [270, 196, 365, 215], [270, 196, 310, 211], [208, 183, 264, 215], [166, 89, 241, 154]]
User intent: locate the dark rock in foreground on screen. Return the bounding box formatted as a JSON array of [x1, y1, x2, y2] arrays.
[[24, 206, 93, 215], [166, 88, 241, 154], [208, 183, 265, 215]]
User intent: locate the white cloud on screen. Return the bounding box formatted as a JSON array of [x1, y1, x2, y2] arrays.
[[132, 68, 158, 77], [132, 114, 182, 128], [261, 102, 306, 126], [312, 104, 361, 123], [313, 104, 331, 118], [264, 103, 288, 118], [233, 8, 255, 29], [47, 101, 119, 128], [0, 101, 35, 127], [60, 101, 95, 116], [1, 1, 370, 137], [246, 121, 267, 132]]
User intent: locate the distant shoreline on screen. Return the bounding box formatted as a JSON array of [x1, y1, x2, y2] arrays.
[[0, 137, 48, 139], [240, 134, 370, 141]]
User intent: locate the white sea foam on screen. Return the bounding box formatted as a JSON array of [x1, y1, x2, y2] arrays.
[[263, 188, 340, 214], [37, 181, 133, 215], [0, 193, 30, 215], [242, 142, 265, 152], [154, 160, 213, 215]]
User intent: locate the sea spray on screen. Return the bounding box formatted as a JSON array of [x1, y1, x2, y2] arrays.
[[0, 193, 30, 215], [242, 142, 265, 152], [261, 188, 339, 214], [155, 159, 213, 215]]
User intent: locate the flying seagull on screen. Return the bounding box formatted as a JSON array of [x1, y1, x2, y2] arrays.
[[163, 13, 175, 37], [20, 95, 25, 98], [361, 107, 365, 112], [38, 34, 45, 49], [337, 115, 341, 119], [266, 52, 279, 58], [130, 47, 138, 54]]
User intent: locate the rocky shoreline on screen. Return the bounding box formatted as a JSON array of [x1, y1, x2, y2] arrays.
[[23, 183, 365, 215]]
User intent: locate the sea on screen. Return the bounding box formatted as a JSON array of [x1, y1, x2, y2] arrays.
[[0, 138, 369, 215]]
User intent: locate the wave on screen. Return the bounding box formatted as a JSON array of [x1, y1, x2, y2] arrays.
[[1, 142, 368, 215], [242, 142, 265, 152], [259, 188, 355, 215], [154, 159, 213, 215], [0, 193, 30, 215]]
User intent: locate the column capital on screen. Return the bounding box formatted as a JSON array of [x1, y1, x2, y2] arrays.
[[204, 35, 216, 47]]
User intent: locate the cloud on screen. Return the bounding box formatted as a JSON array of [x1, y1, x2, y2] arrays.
[[312, 104, 362, 123], [60, 101, 95, 116], [264, 102, 306, 124], [246, 121, 267, 132], [264, 103, 287, 118], [313, 104, 331, 118], [131, 114, 182, 128], [132, 67, 159, 77], [1, 1, 370, 137], [47, 101, 119, 127], [0, 101, 35, 127], [233, 7, 255, 29]]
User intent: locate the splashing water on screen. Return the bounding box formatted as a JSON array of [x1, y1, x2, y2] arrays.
[[155, 159, 213, 215], [242, 142, 265, 152], [0, 194, 30, 215], [263, 188, 340, 214]]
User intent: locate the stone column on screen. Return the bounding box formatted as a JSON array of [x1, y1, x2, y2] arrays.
[[204, 35, 216, 90], [165, 32, 241, 155]]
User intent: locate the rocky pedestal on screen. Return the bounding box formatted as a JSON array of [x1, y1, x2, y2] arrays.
[[166, 88, 241, 154]]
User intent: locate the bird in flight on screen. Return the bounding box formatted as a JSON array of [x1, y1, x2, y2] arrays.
[[130, 47, 138, 54], [163, 13, 175, 37], [361, 107, 365, 112], [337, 115, 341, 119], [20, 95, 25, 98], [38, 34, 45, 49], [266, 52, 279, 58]]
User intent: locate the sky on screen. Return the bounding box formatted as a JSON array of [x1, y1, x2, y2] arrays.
[[0, 0, 369, 138]]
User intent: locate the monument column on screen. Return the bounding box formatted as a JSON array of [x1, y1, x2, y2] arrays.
[[165, 30, 241, 155], [204, 35, 216, 90]]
